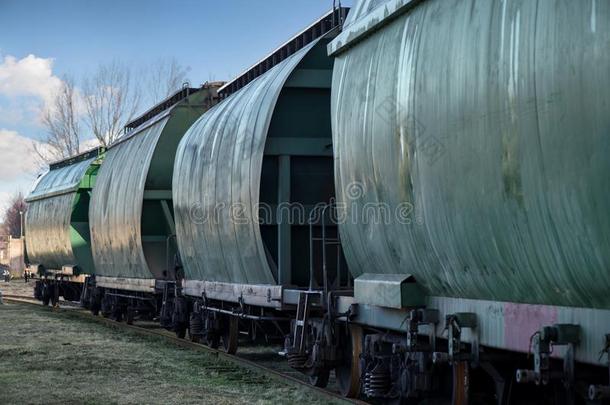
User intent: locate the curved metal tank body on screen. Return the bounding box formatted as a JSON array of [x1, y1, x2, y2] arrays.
[[90, 118, 169, 282], [174, 39, 336, 288], [331, 0, 610, 309], [90, 88, 218, 287], [25, 152, 101, 274]]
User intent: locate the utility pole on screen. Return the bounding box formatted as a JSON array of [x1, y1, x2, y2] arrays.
[[19, 211, 24, 276]]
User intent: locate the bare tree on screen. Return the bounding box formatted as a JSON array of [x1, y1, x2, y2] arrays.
[[36, 58, 190, 156], [82, 60, 141, 147], [2, 193, 27, 238], [147, 57, 191, 104], [36, 76, 81, 162]]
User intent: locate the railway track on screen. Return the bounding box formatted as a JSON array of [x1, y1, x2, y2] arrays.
[[1, 294, 366, 405]]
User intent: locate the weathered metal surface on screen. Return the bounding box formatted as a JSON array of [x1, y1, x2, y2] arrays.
[[89, 86, 219, 284], [25, 193, 77, 270], [335, 295, 610, 366], [95, 275, 156, 293], [328, 0, 419, 56], [60, 265, 78, 276], [26, 157, 95, 202], [174, 40, 327, 286], [354, 273, 424, 309], [331, 0, 610, 308], [428, 296, 610, 367], [90, 117, 169, 280], [183, 280, 285, 309], [25, 157, 97, 270]]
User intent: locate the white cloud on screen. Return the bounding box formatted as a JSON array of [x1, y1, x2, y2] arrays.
[[0, 129, 44, 181], [0, 129, 45, 216], [0, 54, 73, 217], [0, 54, 62, 105]]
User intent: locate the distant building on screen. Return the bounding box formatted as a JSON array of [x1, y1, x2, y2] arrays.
[[0, 235, 8, 267], [0, 235, 25, 276]]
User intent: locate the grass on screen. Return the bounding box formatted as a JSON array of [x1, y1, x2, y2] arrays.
[[0, 280, 35, 298], [0, 303, 341, 405]]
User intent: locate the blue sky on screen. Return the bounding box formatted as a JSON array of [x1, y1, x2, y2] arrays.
[[0, 0, 353, 215]]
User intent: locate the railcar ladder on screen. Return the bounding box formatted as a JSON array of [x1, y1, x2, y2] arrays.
[[294, 292, 313, 353], [308, 202, 346, 301]]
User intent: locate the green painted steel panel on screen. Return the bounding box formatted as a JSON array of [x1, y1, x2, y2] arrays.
[[331, 0, 610, 309], [69, 190, 96, 275], [25, 156, 99, 272]]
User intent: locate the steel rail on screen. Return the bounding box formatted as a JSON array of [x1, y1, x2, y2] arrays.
[[2, 296, 366, 405]]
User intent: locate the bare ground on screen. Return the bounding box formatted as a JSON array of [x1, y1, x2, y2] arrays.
[[0, 279, 35, 298], [0, 302, 341, 405]]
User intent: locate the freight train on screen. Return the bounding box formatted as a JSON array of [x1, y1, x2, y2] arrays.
[[24, 2, 610, 404]]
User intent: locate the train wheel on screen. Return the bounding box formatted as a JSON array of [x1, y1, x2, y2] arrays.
[[51, 284, 60, 307], [126, 308, 135, 325], [452, 361, 470, 405], [309, 369, 330, 388], [336, 324, 363, 397], [113, 307, 123, 322], [34, 281, 43, 300], [222, 316, 239, 354], [91, 304, 100, 316], [41, 284, 50, 306], [175, 327, 186, 339], [205, 332, 220, 349], [100, 296, 111, 318]]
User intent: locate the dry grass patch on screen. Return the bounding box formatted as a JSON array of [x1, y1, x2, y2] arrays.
[[0, 303, 341, 405]]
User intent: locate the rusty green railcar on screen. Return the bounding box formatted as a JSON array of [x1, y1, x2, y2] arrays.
[[324, 0, 610, 401], [25, 147, 104, 304], [171, 9, 348, 355], [87, 84, 221, 319]]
